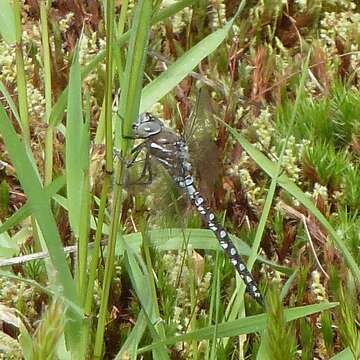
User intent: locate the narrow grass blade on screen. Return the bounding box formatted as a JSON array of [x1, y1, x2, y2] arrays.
[[330, 347, 354, 360], [19, 322, 33, 359], [154, 0, 194, 22], [138, 302, 338, 353], [49, 50, 105, 128], [0, 106, 76, 298], [115, 309, 148, 360], [66, 47, 85, 237], [280, 269, 298, 301], [94, 0, 153, 356], [124, 247, 151, 311], [0, 80, 20, 124], [224, 53, 311, 332], [0, 224, 18, 258], [0, 270, 83, 317], [119, 229, 292, 275], [0, 0, 16, 44], [13, 0, 30, 142], [115, 0, 153, 145], [140, 0, 246, 112], [48, 0, 195, 131], [225, 124, 360, 285], [0, 176, 65, 234], [125, 248, 170, 359], [0, 105, 82, 348]]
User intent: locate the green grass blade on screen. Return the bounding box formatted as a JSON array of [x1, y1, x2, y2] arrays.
[[66, 47, 84, 237], [94, 0, 153, 356], [225, 124, 360, 285], [0, 270, 83, 317], [140, 0, 246, 112], [0, 0, 16, 44], [280, 269, 298, 301], [77, 117, 91, 297], [119, 229, 292, 275], [330, 347, 354, 360], [224, 53, 311, 331], [0, 223, 18, 258], [125, 247, 170, 359], [138, 302, 338, 353], [153, 0, 194, 22], [114, 309, 148, 359], [13, 0, 30, 142], [49, 50, 105, 128], [0, 176, 65, 234], [0, 80, 20, 124], [0, 227, 290, 274], [48, 0, 195, 131], [0, 106, 76, 299], [115, 0, 153, 145], [0, 105, 82, 350], [123, 250, 152, 327]]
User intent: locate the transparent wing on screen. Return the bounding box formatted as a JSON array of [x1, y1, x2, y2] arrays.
[[183, 86, 222, 202]]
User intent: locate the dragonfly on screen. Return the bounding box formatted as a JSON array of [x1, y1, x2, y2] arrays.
[[127, 112, 263, 305]]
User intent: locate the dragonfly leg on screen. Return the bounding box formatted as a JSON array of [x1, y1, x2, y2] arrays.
[[127, 142, 147, 168], [113, 148, 124, 163], [127, 150, 154, 185], [136, 152, 153, 185]]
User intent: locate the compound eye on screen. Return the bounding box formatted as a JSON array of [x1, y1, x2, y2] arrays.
[[137, 122, 161, 137]]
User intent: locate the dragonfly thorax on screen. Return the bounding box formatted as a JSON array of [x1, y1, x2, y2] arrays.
[[133, 112, 163, 138]]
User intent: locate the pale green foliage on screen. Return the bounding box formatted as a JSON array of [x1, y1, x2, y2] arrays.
[[31, 301, 65, 360], [262, 287, 297, 360]]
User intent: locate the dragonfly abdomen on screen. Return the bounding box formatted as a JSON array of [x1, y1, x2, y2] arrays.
[[180, 173, 263, 303]]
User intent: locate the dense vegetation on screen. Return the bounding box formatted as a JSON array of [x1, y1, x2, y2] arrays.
[[0, 0, 359, 359]]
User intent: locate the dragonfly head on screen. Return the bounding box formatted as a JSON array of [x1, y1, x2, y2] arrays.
[[132, 112, 163, 138]]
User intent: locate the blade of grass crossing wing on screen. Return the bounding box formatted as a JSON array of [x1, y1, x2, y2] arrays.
[[142, 228, 166, 339], [120, 229, 291, 274], [0, 228, 290, 274], [225, 125, 360, 285], [139, 0, 246, 112]]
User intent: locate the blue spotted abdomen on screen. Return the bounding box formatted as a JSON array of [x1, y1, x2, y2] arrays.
[[179, 173, 263, 303]]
